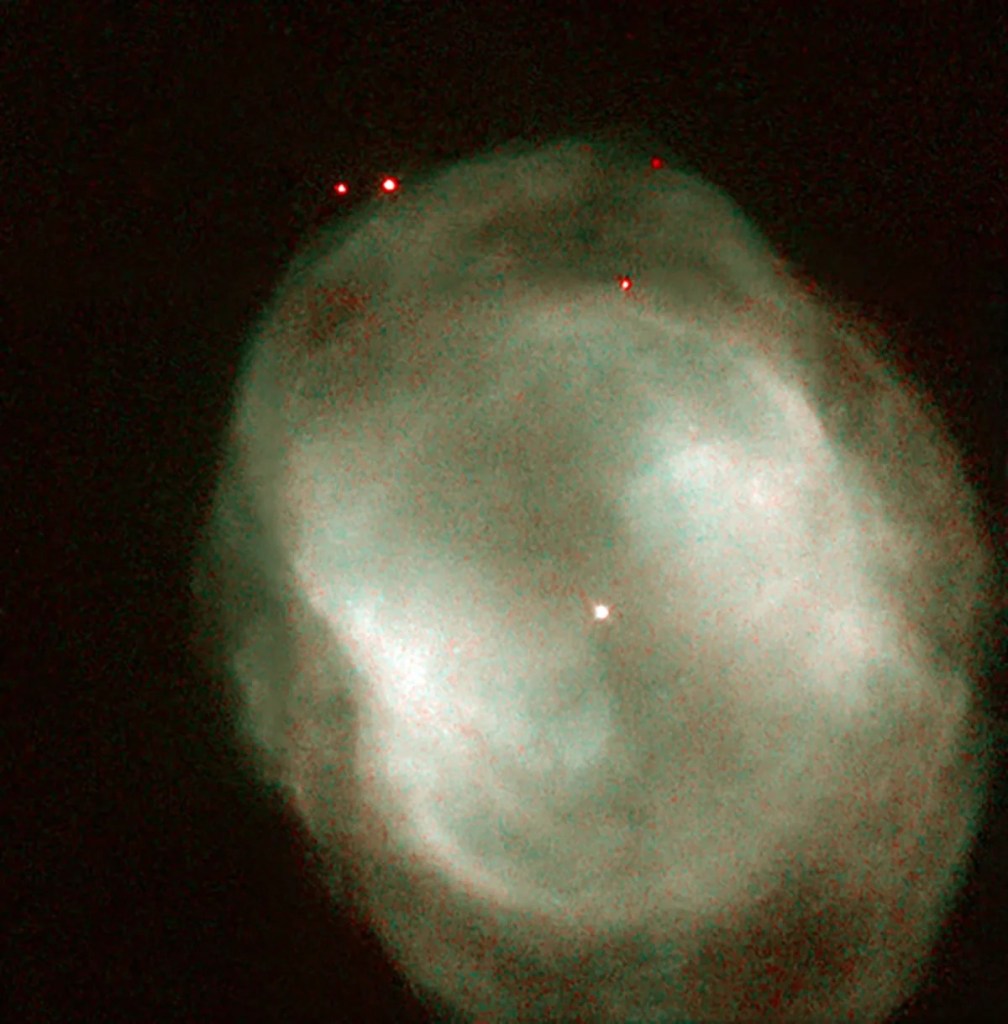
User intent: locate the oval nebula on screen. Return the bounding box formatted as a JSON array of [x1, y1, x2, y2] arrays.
[[192, 135, 996, 1023]]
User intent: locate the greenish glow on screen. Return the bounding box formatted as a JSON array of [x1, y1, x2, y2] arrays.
[[192, 133, 997, 1023]]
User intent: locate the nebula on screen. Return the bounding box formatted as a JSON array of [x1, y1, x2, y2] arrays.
[[192, 134, 995, 1022]]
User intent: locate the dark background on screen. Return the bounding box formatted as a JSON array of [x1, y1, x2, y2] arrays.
[[4, 2, 1007, 1021]]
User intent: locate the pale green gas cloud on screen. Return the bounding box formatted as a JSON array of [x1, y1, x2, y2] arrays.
[[192, 134, 996, 1023]]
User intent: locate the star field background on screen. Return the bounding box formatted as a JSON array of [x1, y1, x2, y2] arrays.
[[4, 2, 1007, 1022]]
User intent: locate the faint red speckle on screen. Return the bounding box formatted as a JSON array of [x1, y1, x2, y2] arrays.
[[323, 285, 369, 315]]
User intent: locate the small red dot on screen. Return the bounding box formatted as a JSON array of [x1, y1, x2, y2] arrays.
[[381, 176, 399, 193], [618, 275, 633, 292], [650, 156, 664, 170], [333, 181, 349, 195]]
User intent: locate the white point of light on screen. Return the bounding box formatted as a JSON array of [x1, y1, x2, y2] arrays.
[[593, 603, 610, 621]]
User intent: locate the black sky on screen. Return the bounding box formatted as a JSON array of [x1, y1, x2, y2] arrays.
[[5, 2, 1007, 1022]]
